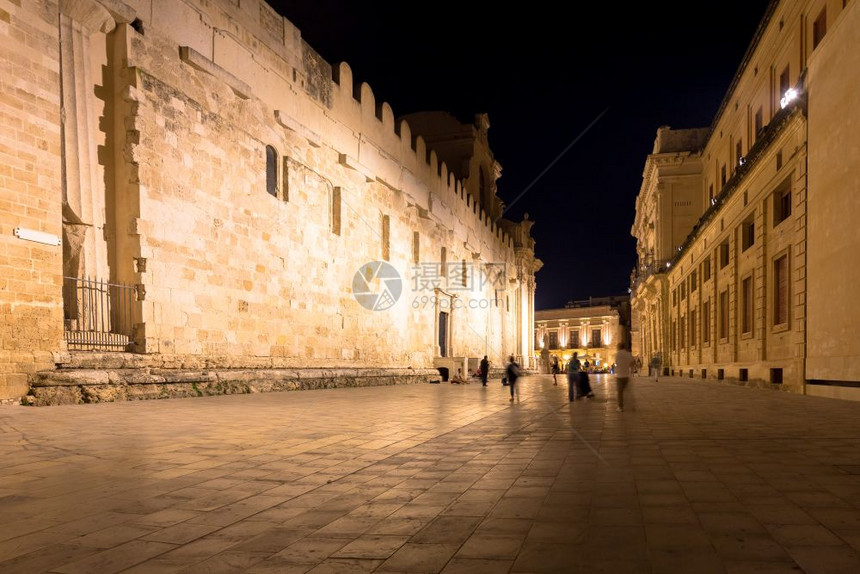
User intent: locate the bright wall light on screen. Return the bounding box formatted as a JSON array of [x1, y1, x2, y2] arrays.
[[780, 88, 798, 109]]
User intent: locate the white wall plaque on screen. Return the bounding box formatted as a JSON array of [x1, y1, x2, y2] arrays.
[[13, 227, 61, 246]]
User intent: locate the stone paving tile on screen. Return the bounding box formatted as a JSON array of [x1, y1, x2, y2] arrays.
[[3, 375, 860, 572]]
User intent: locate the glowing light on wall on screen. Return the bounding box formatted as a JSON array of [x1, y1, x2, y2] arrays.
[[780, 88, 798, 109]]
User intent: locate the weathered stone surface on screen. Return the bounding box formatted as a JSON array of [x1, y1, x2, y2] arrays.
[[29, 367, 436, 406]]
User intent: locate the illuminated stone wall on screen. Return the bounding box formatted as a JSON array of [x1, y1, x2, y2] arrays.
[[0, 0, 541, 400], [0, 0, 64, 399]]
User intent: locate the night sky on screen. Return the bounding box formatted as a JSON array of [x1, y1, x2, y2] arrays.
[[272, 0, 772, 309]]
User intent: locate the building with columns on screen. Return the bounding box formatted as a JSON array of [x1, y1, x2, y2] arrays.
[[0, 0, 541, 403], [631, 0, 860, 399], [534, 296, 629, 373]]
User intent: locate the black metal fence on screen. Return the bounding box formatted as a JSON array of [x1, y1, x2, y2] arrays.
[[63, 276, 137, 351]]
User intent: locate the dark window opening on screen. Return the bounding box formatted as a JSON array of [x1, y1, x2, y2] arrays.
[[701, 369, 707, 379], [742, 276, 753, 334], [741, 214, 755, 251], [719, 242, 730, 268], [779, 66, 790, 99], [265, 145, 278, 198], [771, 368, 783, 384], [739, 368, 749, 382], [754, 107, 763, 138], [813, 7, 827, 49], [773, 178, 792, 227], [774, 255, 789, 326], [718, 368, 725, 380]]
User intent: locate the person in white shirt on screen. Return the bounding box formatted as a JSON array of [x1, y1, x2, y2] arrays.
[[614, 343, 634, 412]]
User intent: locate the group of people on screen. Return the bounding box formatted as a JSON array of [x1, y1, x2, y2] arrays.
[[505, 344, 635, 410], [455, 346, 636, 412], [452, 355, 492, 386]]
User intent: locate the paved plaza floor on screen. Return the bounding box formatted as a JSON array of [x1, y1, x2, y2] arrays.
[[1, 374, 860, 573]]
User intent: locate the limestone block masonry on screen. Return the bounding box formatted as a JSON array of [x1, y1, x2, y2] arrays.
[[1, 0, 541, 404]]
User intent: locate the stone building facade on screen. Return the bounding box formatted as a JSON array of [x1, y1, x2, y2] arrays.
[[534, 296, 629, 374], [631, 0, 860, 399], [0, 0, 541, 402]]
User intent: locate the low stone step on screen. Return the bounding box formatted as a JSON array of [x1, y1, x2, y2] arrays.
[[29, 367, 437, 406]]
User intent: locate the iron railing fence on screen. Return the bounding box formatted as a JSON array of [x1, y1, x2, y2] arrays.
[[63, 276, 137, 351]]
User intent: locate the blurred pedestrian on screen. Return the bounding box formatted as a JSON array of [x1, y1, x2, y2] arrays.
[[614, 343, 634, 412], [506, 355, 521, 402]]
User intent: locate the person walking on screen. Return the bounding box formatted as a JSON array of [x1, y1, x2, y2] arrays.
[[505, 355, 521, 402], [567, 352, 581, 401], [650, 355, 661, 382], [614, 343, 634, 412], [480, 355, 490, 386], [551, 355, 560, 386]]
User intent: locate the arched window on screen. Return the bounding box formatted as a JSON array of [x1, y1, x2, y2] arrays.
[[265, 145, 278, 197]]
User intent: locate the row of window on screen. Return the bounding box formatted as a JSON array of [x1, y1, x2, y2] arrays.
[[539, 328, 604, 350], [674, 176, 793, 307], [706, 3, 830, 203], [670, 253, 790, 351]]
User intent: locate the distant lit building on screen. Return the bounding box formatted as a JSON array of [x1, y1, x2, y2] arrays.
[[631, 0, 860, 399], [534, 296, 629, 372]]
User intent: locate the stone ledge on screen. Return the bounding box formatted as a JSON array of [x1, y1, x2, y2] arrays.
[[28, 367, 438, 406]]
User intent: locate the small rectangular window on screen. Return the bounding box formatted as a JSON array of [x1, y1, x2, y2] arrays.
[[703, 257, 711, 281], [548, 331, 558, 350], [739, 368, 749, 382], [690, 271, 697, 293], [813, 7, 827, 49], [736, 140, 743, 168], [591, 328, 602, 347], [703, 300, 711, 344], [719, 242, 730, 269], [718, 368, 725, 380], [741, 214, 755, 252], [779, 65, 790, 98], [571, 330, 579, 348], [708, 183, 714, 203], [721, 164, 727, 187], [671, 319, 677, 350], [742, 276, 753, 334], [680, 316, 686, 349], [772, 178, 792, 227], [774, 254, 789, 326], [689, 309, 697, 348], [754, 107, 763, 138], [719, 290, 729, 339], [771, 368, 783, 384], [680, 283, 686, 301]]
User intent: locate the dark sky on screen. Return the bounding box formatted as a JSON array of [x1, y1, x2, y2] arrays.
[[273, 0, 772, 309]]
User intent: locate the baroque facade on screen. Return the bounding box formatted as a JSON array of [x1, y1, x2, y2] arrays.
[[0, 0, 541, 402], [631, 0, 860, 399], [534, 296, 629, 373]]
